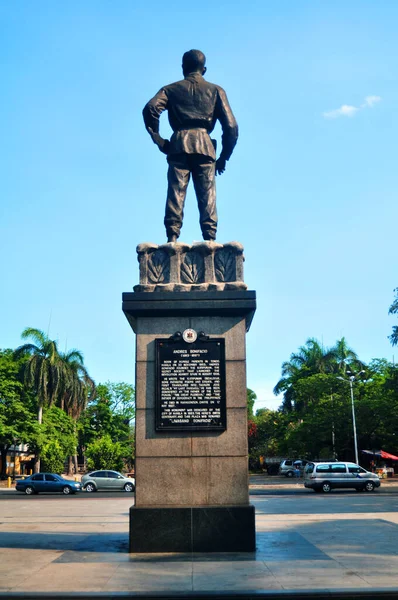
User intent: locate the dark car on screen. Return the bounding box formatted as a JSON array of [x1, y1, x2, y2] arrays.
[[15, 473, 81, 495]]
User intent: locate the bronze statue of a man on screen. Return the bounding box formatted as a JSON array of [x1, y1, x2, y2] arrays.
[[143, 50, 238, 243]]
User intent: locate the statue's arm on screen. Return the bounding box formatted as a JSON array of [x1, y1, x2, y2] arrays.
[[215, 87, 239, 174], [143, 88, 170, 154]]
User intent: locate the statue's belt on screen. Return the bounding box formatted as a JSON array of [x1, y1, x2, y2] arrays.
[[173, 127, 211, 133]]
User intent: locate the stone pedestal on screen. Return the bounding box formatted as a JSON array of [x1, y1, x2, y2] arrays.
[[122, 243, 256, 553]]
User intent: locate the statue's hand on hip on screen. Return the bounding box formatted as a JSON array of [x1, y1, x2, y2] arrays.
[[148, 128, 170, 155], [216, 157, 226, 175]]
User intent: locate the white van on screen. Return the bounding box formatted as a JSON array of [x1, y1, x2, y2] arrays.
[[304, 462, 380, 493]]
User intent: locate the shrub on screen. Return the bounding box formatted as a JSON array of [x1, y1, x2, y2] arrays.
[[85, 435, 125, 471], [41, 440, 66, 474]]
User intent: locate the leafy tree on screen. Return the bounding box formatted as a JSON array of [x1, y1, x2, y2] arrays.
[[279, 374, 350, 459], [355, 359, 398, 455], [15, 328, 96, 473], [247, 388, 257, 419], [274, 337, 360, 414], [0, 350, 39, 479], [27, 406, 77, 475], [96, 382, 135, 420], [248, 407, 288, 470], [270, 337, 398, 462], [41, 440, 67, 474], [85, 435, 125, 471], [388, 288, 398, 346], [273, 338, 330, 412], [326, 337, 363, 375], [78, 381, 135, 471]]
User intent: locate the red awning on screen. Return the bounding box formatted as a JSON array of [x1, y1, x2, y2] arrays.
[[380, 450, 398, 461], [361, 449, 398, 460]]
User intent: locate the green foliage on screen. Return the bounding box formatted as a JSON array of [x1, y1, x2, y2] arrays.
[[85, 435, 125, 471], [78, 381, 135, 469], [355, 359, 398, 451], [96, 381, 135, 420], [41, 406, 76, 455], [14, 327, 96, 472], [249, 337, 398, 464], [0, 349, 39, 478], [274, 337, 362, 413], [0, 349, 23, 401], [15, 328, 64, 420], [26, 406, 77, 474], [58, 349, 95, 420], [3, 332, 133, 475], [15, 327, 95, 421], [388, 288, 398, 346], [248, 409, 288, 469], [41, 440, 66, 474], [247, 388, 257, 419]]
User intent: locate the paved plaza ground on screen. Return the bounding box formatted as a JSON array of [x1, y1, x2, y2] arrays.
[[0, 477, 398, 595]]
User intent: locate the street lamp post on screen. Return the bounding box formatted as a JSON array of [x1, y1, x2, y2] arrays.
[[12, 437, 17, 483], [337, 370, 365, 465], [348, 377, 359, 465]]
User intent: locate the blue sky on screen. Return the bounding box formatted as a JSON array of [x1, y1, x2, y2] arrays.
[[1, 1, 397, 411]]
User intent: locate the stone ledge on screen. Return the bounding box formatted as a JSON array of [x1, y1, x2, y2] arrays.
[[122, 290, 257, 332], [133, 281, 247, 293]]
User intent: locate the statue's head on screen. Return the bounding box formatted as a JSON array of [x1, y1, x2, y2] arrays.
[[182, 49, 207, 76]]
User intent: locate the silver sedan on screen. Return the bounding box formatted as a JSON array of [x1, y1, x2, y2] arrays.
[[81, 470, 135, 492]]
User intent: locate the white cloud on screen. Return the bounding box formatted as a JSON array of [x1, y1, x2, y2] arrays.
[[323, 104, 359, 119], [323, 95, 382, 119], [362, 95, 382, 108]]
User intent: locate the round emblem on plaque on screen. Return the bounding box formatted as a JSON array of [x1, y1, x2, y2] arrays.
[[182, 328, 197, 343]]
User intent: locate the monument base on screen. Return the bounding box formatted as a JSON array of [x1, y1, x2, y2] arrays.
[[129, 505, 256, 553]]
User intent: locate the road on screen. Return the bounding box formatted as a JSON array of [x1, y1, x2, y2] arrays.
[[0, 490, 136, 500], [254, 490, 398, 513], [1, 488, 398, 593]]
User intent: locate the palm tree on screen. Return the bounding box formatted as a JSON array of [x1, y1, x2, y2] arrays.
[[15, 328, 64, 423], [388, 288, 398, 346], [15, 328, 65, 471], [325, 337, 364, 375], [289, 338, 331, 374], [273, 361, 302, 412], [58, 349, 96, 474], [274, 339, 332, 412]]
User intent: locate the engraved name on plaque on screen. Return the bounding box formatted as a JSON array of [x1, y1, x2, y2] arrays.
[[155, 334, 226, 431]]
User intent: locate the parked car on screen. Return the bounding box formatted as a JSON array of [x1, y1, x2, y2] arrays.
[[279, 459, 308, 477], [81, 470, 135, 492], [265, 463, 280, 476], [15, 473, 81, 495], [304, 461, 381, 493]]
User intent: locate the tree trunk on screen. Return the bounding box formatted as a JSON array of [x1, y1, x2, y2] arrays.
[[34, 405, 43, 473], [71, 422, 78, 475], [81, 447, 87, 472], [68, 455, 73, 475], [37, 404, 43, 424], [0, 445, 10, 480]]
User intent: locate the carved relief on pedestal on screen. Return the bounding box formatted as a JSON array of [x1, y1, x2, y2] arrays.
[[134, 241, 247, 292]]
